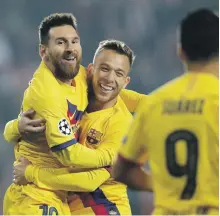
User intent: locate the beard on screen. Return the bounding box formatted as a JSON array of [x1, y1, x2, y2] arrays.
[[48, 52, 81, 80]]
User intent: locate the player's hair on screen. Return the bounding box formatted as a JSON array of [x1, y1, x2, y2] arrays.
[[39, 13, 78, 45], [180, 8, 219, 62], [93, 39, 136, 67]]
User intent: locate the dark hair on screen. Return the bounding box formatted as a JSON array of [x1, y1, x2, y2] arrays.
[[39, 13, 78, 45], [180, 8, 219, 62], [93, 39, 136, 67]]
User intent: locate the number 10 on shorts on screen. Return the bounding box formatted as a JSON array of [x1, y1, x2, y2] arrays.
[[39, 204, 58, 215]]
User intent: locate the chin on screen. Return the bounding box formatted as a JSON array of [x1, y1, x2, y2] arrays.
[[96, 95, 111, 103], [64, 70, 79, 79]]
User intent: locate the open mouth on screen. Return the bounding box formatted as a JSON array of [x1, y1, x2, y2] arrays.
[[100, 84, 114, 92], [62, 57, 76, 64]]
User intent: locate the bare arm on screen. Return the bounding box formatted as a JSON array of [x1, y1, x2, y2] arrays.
[[112, 155, 153, 191]]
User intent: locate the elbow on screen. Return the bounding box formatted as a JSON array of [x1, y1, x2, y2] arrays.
[[3, 120, 19, 143]]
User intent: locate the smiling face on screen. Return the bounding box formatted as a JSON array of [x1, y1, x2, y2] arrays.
[[88, 49, 131, 106], [40, 25, 82, 80]]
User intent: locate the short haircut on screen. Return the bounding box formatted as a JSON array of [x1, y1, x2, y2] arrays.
[[93, 39, 136, 67], [39, 13, 78, 45], [180, 8, 219, 62]]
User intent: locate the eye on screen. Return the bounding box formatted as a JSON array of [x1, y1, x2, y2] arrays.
[[116, 72, 124, 77], [72, 38, 79, 44], [101, 67, 109, 72], [57, 40, 65, 45]]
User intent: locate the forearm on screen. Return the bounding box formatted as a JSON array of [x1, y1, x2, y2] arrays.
[[112, 158, 152, 192], [54, 144, 115, 168], [3, 119, 21, 143], [118, 167, 153, 191], [25, 165, 110, 192]]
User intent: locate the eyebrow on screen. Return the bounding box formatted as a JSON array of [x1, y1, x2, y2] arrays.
[[55, 36, 79, 41], [100, 63, 126, 75]]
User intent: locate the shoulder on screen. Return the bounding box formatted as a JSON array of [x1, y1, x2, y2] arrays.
[[150, 76, 184, 97], [75, 65, 87, 83], [107, 98, 133, 131], [28, 64, 62, 100], [23, 64, 64, 110]]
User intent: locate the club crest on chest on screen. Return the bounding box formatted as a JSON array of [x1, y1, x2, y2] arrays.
[[86, 128, 103, 145]]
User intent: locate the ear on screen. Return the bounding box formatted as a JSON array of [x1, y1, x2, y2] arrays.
[[177, 43, 186, 62], [123, 76, 130, 89], [39, 44, 47, 58], [87, 63, 94, 79]]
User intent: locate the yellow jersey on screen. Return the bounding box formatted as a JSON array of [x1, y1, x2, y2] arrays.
[[25, 97, 132, 215], [13, 61, 88, 168], [119, 72, 219, 214], [3, 67, 146, 168], [120, 89, 147, 113], [6, 61, 131, 169], [70, 96, 132, 215]]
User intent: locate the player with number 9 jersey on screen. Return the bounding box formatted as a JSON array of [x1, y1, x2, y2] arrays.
[[116, 8, 219, 215], [119, 71, 219, 214]]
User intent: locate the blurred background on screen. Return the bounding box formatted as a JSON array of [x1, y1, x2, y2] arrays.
[[0, 0, 218, 214]]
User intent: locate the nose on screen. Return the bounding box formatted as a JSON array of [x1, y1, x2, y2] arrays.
[[106, 70, 115, 83], [66, 41, 75, 52], [65, 43, 78, 57]]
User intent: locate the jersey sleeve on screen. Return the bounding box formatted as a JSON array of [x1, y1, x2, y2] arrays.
[[26, 82, 115, 168], [120, 89, 148, 113], [25, 165, 110, 192], [118, 102, 150, 165], [3, 119, 20, 143], [3, 92, 24, 144], [23, 111, 131, 192], [54, 116, 132, 168]]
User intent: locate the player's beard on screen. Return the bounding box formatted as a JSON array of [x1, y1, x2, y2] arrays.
[[49, 52, 81, 80]]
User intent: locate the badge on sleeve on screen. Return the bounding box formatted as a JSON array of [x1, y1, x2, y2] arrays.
[[58, 118, 72, 136]]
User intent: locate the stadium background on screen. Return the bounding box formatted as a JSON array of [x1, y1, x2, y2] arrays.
[[0, 0, 218, 214]]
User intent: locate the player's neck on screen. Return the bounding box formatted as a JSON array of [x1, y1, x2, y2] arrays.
[[187, 58, 219, 79], [87, 98, 117, 113]]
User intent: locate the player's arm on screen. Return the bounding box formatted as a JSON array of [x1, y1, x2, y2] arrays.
[[112, 103, 152, 191], [31, 93, 116, 168], [13, 158, 110, 192], [3, 119, 20, 143], [13, 118, 127, 191], [54, 143, 115, 168], [27, 166, 110, 192], [53, 118, 129, 168], [3, 110, 46, 144], [120, 89, 148, 113]]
